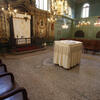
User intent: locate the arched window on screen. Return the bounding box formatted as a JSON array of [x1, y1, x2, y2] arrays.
[[36, 0, 50, 11], [82, 3, 90, 18]]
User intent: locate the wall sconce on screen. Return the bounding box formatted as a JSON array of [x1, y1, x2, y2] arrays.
[[1, 4, 18, 16], [94, 17, 100, 26], [76, 19, 90, 27], [94, 22, 100, 26]]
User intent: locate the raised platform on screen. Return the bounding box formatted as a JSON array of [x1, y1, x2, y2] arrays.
[[10, 46, 46, 55]]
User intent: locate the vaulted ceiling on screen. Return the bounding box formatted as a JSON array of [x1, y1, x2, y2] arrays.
[[72, 0, 96, 4]]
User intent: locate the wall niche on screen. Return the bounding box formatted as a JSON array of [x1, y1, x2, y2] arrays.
[[74, 30, 85, 38]]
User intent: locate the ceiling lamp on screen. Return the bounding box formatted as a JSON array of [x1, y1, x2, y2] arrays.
[[48, 0, 69, 23]]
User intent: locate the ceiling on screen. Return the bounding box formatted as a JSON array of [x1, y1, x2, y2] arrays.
[[72, 0, 96, 4]]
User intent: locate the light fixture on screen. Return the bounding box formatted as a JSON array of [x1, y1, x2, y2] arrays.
[[76, 19, 90, 27], [62, 19, 69, 29], [62, 23, 68, 29], [48, 15, 57, 23], [14, 9, 17, 13], [1, 4, 18, 16], [94, 21, 100, 26], [52, 0, 69, 15], [1, 7, 4, 11], [48, 0, 69, 23], [94, 17, 100, 26]]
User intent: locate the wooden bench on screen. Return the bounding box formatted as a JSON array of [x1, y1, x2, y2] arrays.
[[60, 38, 100, 54], [0, 73, 28, 100]]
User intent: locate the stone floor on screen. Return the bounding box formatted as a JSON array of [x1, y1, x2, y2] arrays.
[[0, 46, 100, 100]]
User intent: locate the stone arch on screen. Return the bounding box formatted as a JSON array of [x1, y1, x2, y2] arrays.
[[75, 30, 85, 38]]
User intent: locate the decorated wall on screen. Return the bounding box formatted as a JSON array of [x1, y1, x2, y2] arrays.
[[75, 0, 100, 18], [0, 12, 10, 40], [71, 16, 100, 40], [34, 10, 48, 38], [54, 17, 73, 40], [0, 0, 100, 45], [13, 13, 31, 38]]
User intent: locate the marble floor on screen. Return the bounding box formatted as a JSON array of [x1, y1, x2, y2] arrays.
[[0, 47, 100, 100]]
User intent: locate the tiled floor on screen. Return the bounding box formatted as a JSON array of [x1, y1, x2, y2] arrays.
[[0, 47, 100, 100]]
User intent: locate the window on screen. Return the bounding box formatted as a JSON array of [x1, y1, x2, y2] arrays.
[[36, 0, 50, 11], [68, 7, 72, 18], [82, 3, 90, 18]]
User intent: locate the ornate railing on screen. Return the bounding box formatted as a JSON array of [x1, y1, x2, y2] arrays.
[[15, 38, 31, 45]]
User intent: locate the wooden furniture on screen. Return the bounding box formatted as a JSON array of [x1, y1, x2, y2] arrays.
[[73, 39, 100, 53], [0, 64, 7, 75], [61, 38, 100, 53], [0, 73, 15, 95], [94, 40, 100, 52], [0, 87, 28, 100], [0, 60, 28, 100], [0, 59, 7, 75], [0, 73, 28, 100]]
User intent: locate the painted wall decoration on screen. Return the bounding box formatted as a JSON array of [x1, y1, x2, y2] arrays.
[[72, 17, 100, 40], [38, 18, 46, 38], [34, 10, 48, 38], [13, 13, 31, 39], [54, 17, 72, 40], [47, 22, 55, 39], [0, 0, 75, 42], [0, 12, 9, 39]]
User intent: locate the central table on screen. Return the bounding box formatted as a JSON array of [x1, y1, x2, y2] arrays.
[[53, 40, 83, 69]]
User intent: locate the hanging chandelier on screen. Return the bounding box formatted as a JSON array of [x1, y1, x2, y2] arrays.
[[62, 19, 68, 29], [48, 0, 69, 23], [51, 0, 68, 15]]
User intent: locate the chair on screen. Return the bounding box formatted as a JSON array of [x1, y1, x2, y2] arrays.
[[0, 64, 7, 75], [0, 87, 28, 100], [0, 59, 2, 65], [0, 73, 15, 96], [95, 40, 100, 52], [0, 73, 28, 100]]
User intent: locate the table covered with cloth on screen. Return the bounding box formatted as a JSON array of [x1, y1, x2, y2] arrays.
[[53, 40, 83, 69]]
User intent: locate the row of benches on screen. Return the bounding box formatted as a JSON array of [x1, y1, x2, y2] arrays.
[[72, 39, 100, 53], [0, 59, 28, 100], [61, 38, 100, 54]]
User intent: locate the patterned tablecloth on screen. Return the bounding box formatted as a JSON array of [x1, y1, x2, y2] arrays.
[[53, 40, 83, 69]]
